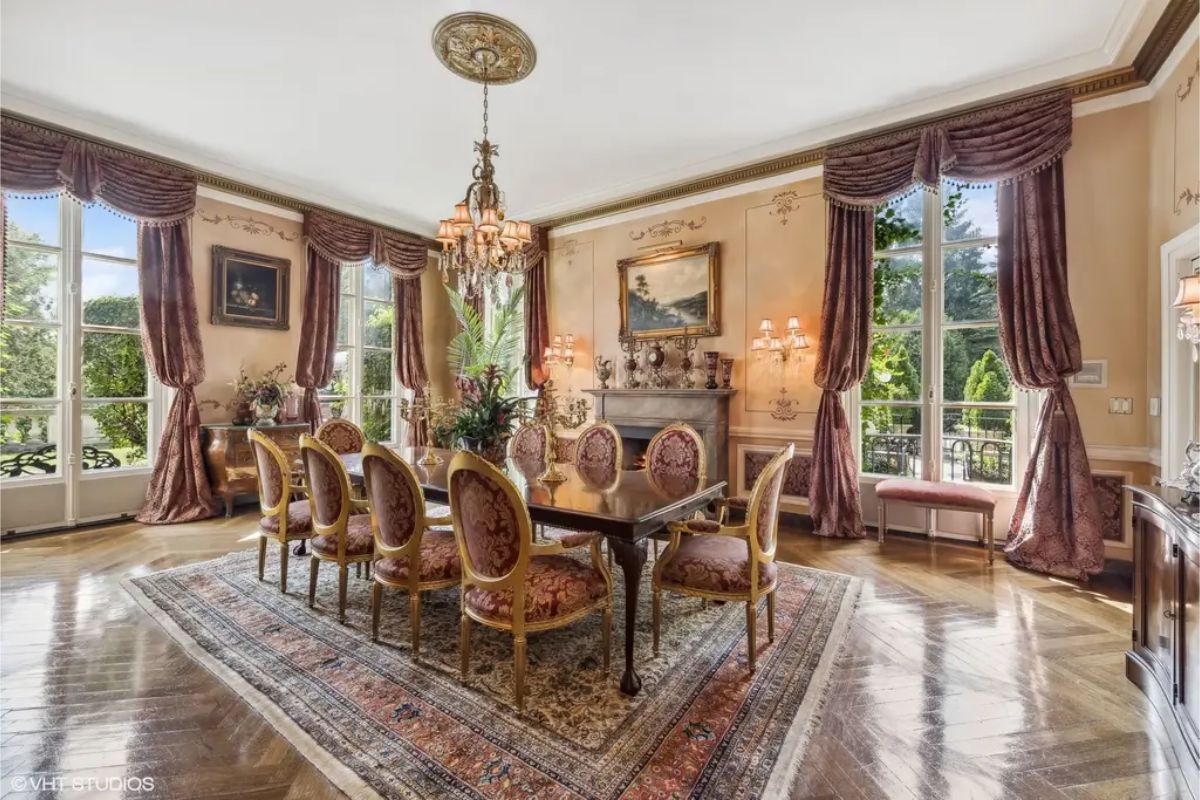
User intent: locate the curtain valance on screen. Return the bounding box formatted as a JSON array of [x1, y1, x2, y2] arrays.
[[304, 210, 428, 278], [0, 118, 196, 225], [823, 91, 1072, 208]]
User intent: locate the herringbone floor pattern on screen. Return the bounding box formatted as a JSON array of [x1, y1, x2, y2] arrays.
[[0, 514, 1183, 798]]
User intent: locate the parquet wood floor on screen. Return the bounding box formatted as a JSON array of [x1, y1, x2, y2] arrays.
[[0, 514, 1183, 798]]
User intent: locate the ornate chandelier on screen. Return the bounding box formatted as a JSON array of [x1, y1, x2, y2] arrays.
[[432, 13, 537, 299]]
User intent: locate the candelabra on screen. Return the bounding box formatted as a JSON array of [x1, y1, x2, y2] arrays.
[[531, 380, 590, 483], [398, 387, 446, 465], [674, 333, 699, 388], [619, 337, 643, 389]]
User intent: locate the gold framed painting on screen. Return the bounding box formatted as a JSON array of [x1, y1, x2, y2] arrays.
[[210, 246, 290, 330], [618, 242, 720, 339]]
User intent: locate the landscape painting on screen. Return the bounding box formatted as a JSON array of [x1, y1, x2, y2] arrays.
[[619, 242, 720, 339]]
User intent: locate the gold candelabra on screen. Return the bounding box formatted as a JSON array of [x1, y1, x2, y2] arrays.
[[531, 379, 589, 483], [398, 387, 446, 466]]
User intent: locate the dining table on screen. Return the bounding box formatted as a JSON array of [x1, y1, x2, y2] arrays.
[[341, 446, 726, 696]]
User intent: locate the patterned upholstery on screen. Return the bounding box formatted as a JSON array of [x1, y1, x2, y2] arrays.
[[647, 426, 703, 480], [302, 444, 346, 526], [680, 518, 721, 534], [575, 424, 619, 470], [754, 466, 788, 551], [316, 419, 365, 455], [251, 439, 285, 507], [509, 424, 548, 461], [310, 514, 374, 557], [450, 468, 522, 579], [658, 536, 778, 593], [874, 478, 997, 512], [373, 530, 461, 583], [362, 452, 420, 549], [465, 555, 608, 623], [260, 500, 312, 535]]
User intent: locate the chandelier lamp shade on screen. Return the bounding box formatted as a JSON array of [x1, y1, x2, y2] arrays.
[[432, 13, 538, 299], [1174, 272, 1200, 361], [751, 316, 810, 363]]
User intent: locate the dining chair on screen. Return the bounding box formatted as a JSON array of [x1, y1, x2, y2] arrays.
[[508, 421, 550, 461], [645, 422, 706, 557], [361, 443, 460, 652], [652, 442, 794, 673], [249, 429, 313, 593], [300, 433, 373, 622], [316, 417, 366, 454], [574, 420, 622, 471], [448, 451, 613, 712]]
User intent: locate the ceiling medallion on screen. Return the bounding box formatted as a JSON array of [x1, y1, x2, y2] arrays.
[[432, 13, 537, 300], [432, 12, 536, 86]]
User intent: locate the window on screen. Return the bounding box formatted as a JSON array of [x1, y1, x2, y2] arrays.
[[319, 262, 397, 442], [858, 180, 1018, 486], [2, 195, 155, 480]]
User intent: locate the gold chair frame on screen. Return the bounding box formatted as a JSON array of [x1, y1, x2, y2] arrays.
[[447, 451, 614, 712], [361, 443, 457, 654], [652, 442, 795, 672], [508, 421, 551, 460], [315, 417, 366, 453], [573, 419, 624, 471], [249, 429, 312, 594], [300, 434, 372, 622], [645, 421, 707, 558]]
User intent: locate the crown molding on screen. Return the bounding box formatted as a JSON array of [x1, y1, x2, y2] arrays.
[[1150, 15, 1200, 94], [196, 185, 304, 223], [0, 105, 438, 251], [537, 1, 1196, 231]]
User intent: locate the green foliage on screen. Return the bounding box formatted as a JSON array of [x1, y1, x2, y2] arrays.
[[81, 295, 147, 462], [449, 366, 529, 447], [1, 221, 57, 408], [445, 284, 524, 390], [963, 350, 1012, 435]]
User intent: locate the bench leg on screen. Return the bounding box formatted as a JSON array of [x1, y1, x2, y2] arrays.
[[985, 512, 994, 564], [926, 507, 934, 540], [878, 502, 887, 544]]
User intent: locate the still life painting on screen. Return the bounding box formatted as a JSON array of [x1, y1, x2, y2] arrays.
[[618, 241, 720, 339], [211, 246, 290, 330]]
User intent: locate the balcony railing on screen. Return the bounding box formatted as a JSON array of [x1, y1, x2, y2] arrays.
[[862, 428, 1013, 484]]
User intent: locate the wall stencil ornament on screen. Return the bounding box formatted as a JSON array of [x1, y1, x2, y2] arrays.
[[768, 191, 802, 225], [770, 387, 800, 421], [197, 207, 300, 242], [629, 217, 707, 241], [1174, 58, 1199, 215]]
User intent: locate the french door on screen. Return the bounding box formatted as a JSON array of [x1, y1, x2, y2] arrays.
[[1, 194, 166, 534]]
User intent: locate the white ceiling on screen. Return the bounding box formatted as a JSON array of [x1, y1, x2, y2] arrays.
[[1, 0, 1150, 234]]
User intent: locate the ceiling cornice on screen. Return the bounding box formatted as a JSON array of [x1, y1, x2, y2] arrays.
[[536, 1, 1197, 231], [0, 108, 439, 251]]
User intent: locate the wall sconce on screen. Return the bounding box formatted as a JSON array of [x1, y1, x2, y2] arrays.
[[751, 316, 810, 363], [1174, 272, 1200, 362], [544, 333, 575, 367]]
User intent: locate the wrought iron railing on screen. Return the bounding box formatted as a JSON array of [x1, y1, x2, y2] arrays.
[[0, 444, 122, 477], [862, 429, 1012, 484]]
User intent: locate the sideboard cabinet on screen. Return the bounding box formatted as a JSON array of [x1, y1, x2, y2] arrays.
[[201, 423, 308, 517], [1126, 485, 1199, 799]]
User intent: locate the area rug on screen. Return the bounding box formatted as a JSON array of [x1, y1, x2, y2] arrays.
[[125, 546, 858, 799]]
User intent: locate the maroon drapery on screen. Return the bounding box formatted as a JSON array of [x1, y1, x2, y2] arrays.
[[524, 226, 551, 390], [394, 275, 430, 446], [0, 117, 216, 524], [810, 205, 874, 537], [815, 91, 1100, 575], [296, 211, 430, 429], [997, 163, 1103, 578]]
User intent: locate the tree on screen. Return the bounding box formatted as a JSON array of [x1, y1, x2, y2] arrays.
[[963, 350, 1012, 435], [1, 220, 58, 446], [80, 295, 148, 462]]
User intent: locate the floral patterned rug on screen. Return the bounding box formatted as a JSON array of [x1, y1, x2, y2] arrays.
[[126, 546, 858, 799]]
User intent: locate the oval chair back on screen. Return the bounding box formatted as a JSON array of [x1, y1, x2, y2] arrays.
[[249, 429, 291, 527], [447, 451, 533, 609], [316, 418, 365, 455], [361, 443, 427, 559], [574, 420, 622, 472], [745, 442, 795, 571], [508, 422, 549, 462], [299, 434, 353, 552], [645, 422, 706, 482]]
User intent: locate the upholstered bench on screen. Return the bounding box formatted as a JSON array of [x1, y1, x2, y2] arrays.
[[874, 478, 997, 564]]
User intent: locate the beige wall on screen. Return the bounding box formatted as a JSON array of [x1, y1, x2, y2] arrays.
[[190, 198, 452, 422], [1146, 41, 1200, 457]]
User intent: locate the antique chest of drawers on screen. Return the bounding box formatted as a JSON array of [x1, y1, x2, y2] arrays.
[[201, 423, 308, 518]]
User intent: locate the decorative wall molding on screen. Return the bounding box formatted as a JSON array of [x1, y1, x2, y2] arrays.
[[1092, 469, 1134, 549], [768, 191, 803, 226], [736, 443, 811, 510], [730, 426, 814, 445], [196, 206, 300, 242], [628, 217, 706, 241], [769, 387, 800, 420], [1134, 0, 1199, 81], [1086, 444, 1155, 463]]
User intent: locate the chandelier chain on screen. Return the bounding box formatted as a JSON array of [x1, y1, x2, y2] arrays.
[[481, 68, 489, 140]]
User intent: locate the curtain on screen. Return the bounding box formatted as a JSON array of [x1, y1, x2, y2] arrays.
[[394, 275, 429, 446], [0, 117, 216, 524], [295, 249, 341, 428], [135, 224, 218, 523], [810, 205, 874, 538], [524, 226, 551, 390], [296, 210, 430, 429], [814, 90, 1100, 576], [997, 163, 1103, 578]]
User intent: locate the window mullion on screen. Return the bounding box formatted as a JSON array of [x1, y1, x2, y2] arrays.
[[923, 189, 941, 482]]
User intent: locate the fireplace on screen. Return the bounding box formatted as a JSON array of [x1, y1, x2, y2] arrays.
[[582, 389, 736, 483]]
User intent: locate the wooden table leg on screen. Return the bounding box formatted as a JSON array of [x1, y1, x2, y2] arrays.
[[609, 537, 648, 696]]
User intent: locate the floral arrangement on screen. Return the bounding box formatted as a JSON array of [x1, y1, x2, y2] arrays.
[[229, 363, 293, 424]]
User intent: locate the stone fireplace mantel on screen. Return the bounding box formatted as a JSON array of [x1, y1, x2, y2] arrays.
[[582, 389, 735, 483]]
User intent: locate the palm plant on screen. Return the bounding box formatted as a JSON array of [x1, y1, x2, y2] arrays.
[[445, 284, 525, 390]]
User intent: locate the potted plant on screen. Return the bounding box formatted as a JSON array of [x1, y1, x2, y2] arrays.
[[231, 363, 293, 426], [450, 365, 528, 462]]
